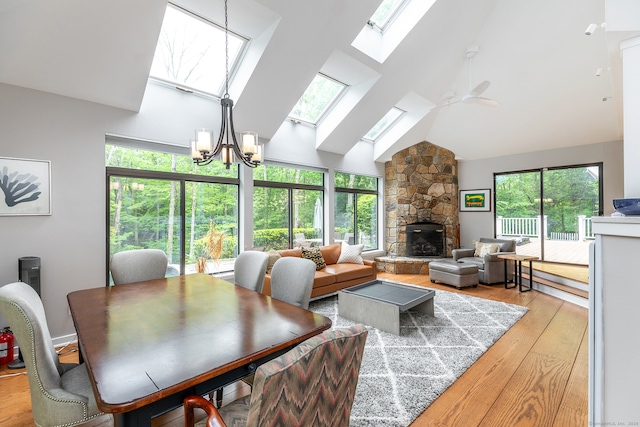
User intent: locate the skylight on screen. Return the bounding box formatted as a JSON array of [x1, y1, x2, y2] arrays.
[[368, 0, 408, 32], [288, 73, 347, 125], [149, 3, 246, 97], [362, 107, 405, 142]]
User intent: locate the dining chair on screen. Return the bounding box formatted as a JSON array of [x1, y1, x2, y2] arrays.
[[184, 324, 368, 427], [109, 248, 169, 285], [0, 282, 113, 427], [270, 257, 316, 309], [233, 251, 269, 293]]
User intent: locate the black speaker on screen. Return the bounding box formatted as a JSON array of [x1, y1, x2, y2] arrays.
[[18, 256, 40, 296], [10, 257, 41, 369]]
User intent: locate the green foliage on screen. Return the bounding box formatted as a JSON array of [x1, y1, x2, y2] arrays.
[[107, 147, 380, 267], [496, 167, 600, 234]]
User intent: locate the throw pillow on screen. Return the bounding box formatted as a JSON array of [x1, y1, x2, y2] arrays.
[[266, 249, 281, 274], [478, 243, 500, 257], [301, 247, 326, 270], [337, 241, 364, 264]]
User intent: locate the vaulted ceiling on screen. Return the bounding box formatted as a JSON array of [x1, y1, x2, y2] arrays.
[[0, 0, 632, 163]]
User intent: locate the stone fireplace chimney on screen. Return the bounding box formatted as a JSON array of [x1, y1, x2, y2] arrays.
[[384, 141, 459, 257]]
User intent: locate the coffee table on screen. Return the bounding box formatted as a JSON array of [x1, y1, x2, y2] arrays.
[[338, 280, 435, 335]]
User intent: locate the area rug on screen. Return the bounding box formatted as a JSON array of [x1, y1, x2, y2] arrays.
[[308, 286, 529, 427]]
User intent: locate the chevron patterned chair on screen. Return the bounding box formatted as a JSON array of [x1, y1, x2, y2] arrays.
[[184, 324, 368, 427]]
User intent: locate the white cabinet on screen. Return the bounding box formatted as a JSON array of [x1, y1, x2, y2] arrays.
[[590, 217, 640, 424]]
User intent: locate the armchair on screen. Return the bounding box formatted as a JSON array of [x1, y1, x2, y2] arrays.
[[452, 237, 516, 284], [184, 324, 368, 427]]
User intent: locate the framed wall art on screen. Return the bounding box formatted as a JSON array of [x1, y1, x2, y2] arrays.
[[0, 157, 52, 216], [459, 189, 491, 212]]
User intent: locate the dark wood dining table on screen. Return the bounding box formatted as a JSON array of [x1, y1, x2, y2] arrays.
[[67, 273, 332, 427]]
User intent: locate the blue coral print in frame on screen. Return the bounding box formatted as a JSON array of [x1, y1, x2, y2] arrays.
[[0, 157, 51, 215]]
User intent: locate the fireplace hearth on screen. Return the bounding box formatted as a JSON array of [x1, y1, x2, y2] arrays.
[[406, 223, 445, 257]]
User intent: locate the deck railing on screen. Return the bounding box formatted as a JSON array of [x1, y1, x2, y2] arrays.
[[497, 215, 594, 241]]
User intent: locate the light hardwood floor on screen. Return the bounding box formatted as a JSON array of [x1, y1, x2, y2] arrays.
[[0, 272, 588, 427]]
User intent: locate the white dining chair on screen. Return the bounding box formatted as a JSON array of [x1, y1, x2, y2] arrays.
[[0, 282, 113, 427], [233, 250, 269, 293], [270, 257, 316, 309], [109, 249, 169, 285]]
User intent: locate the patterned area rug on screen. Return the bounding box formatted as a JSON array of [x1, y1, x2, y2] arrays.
[[308, 286, 528, 427]]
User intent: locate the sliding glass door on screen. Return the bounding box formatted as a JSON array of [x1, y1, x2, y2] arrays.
[[495, 163, 602, 265]]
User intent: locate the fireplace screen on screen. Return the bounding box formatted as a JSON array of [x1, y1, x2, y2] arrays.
[[406, 223, 445, 257]]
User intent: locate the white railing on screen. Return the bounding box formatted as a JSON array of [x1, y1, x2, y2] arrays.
[[578, 215, 594, 240], [498, 215, 595, 241], [497, 216, 546, 238]]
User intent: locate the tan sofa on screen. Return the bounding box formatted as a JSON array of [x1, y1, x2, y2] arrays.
[[262, 243, 377, 299]]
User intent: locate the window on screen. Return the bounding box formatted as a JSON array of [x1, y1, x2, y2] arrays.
[[106, 144, 239, 282], [334, 172, 378, 251], [368, 0, 409, 32], [494, 163, 602, 265], [362, 107, 405, 142], [253, 165, 324, 250], [149, 3, 247, 96], [288, 73, 347, 125]]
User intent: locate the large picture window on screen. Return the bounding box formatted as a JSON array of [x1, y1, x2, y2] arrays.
[[253, 165, 324, 250], [494, 163, 602, 265], [334, 172, 378, 251], [106, 144, 239, 283]]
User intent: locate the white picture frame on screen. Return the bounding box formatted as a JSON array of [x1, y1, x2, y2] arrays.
[[0, 156, 52, 216], [459, 188, 491, 212]]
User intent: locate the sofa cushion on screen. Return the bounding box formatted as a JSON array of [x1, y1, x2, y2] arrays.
[[266, 250, 281, 274], [336, 242, 364, 265], [279, 248, 302, 258], [319, 244, 341, 265], [324, 264, 374, 282], [301, 247, 326, 270], [457, 257, 485, 269], [313, 270, 338, 288]]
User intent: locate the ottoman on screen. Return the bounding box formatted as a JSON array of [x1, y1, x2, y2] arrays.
[[429, 260, 479, 289]]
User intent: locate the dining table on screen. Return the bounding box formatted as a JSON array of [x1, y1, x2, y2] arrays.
[[67, 273, 332, 427]]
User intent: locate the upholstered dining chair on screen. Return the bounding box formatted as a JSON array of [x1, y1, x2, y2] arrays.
[[0, 282, 113, 427], [211, 250, 269, 407], [184, 324, 368, 427], [270, 257, 316, 309], [109, 248, 169, 285], [233, 251, 269, 293]]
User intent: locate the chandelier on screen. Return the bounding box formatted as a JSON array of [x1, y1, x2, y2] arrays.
[[191, 0, 263, 169]]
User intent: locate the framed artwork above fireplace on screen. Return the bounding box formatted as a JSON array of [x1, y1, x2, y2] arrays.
[[460, 189, 491, 212]]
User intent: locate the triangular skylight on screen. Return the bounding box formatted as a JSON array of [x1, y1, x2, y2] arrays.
[[363, 107, 405, 142], [367, 0, 408, 32], [352, 0, 436, 64], [288, 73, 348, 126], [149, 3, 247, 97]]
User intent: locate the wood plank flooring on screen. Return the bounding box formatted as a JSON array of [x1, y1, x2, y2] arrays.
[[0, 272, 588, 427]]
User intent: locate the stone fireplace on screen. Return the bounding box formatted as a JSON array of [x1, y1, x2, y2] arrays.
[[384, 141, 459, 261]]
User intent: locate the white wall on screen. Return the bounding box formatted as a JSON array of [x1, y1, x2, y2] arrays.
[[0, 83, 122, 342], [457, 140, 624, 249]]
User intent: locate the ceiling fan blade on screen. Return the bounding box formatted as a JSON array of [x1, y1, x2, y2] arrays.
[[469, 80, 490, 97], [476, 97, 500, 107]]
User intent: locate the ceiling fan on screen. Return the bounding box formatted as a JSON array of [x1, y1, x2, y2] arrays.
[[440, 45, 500, 108]]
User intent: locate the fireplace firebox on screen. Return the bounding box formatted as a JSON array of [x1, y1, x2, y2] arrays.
[[406, 223, 445, 257]]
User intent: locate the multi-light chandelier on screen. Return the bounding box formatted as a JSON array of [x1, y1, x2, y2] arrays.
[[190, 0, 263, 169]]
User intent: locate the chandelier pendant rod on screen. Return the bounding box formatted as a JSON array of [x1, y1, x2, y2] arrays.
[[191, 0, 263, 169]]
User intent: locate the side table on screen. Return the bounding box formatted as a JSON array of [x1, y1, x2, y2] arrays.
[[497, 254, 539, 292]]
